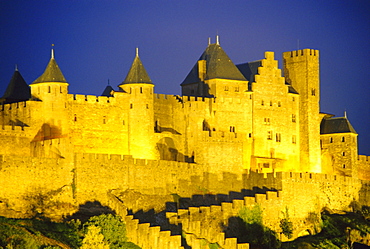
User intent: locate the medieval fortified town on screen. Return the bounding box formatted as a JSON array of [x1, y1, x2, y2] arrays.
[[1, 36, 369, 248]]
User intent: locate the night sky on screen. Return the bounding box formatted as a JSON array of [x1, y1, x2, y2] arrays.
[[0, 1, 369, 155]]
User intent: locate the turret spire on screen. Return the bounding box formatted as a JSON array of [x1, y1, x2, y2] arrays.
[[216, 35, 219, 45], [15, 64, 18, 71], [136, 47, 139, 57], [208, 37, 211, 46], [51, 44, 55, 59]]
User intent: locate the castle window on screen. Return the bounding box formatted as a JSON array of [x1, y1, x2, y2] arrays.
[[343, 164, 346, 169], [130, 103, 133, 109], [276, 133, 281, 142], [261, 100, 264, 106], [311, 88, 316, 96], [249, 133, 252, 138], [74, 115, 77, 122], [140, 87, 143, 93], [235, 87, 239, 92], [278, 101, 281, 107], [342, 152, 346, 156], [292, 97, 295, 102], [230, 126, 235, 132], [267, 131, 272, 140], [330, 137, 333, 143], [292, 114, 296, 123], [146, 104, 149, 109], [270, 101, 272, 106], [342, 137, 345, 142], [103, 116, 106, 124], [264, 118, 270, 125], [123, 120, 125, 125], [48, 86, 51, 93], [263, 163, 269, 168], [60, 86, 62, 93], [292, 135, 296, 144], [224, 86, 229, 91]]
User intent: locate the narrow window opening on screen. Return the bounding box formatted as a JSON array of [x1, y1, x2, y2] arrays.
[[292, 135, 296, 144], [292, 114, 296, 123], [276, 133, 281, 142], [261, 100, 264, 106], [342, 137, 345, 142], [278, 101, 281, 107], [140, 87, 143, 93], [74, 115, 77, 122], [146, 104, 149, 109], [267, 131, 272, 140], [330, 137, 333, 143], [343, 164, 346, 169], [342, 152, 346, 156], [292, 97, 295, 102], [270, 101, 272, 106], [48, 86, 51, 93], [130, 103, 133, 109]]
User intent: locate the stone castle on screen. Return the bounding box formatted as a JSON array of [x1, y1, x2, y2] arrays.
[[1, 37, 369, 248]]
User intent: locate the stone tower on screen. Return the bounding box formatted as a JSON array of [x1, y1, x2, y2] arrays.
[[320, 114, 358, 177], [118, 48, 156, 159], [283, 49, 321, 173]]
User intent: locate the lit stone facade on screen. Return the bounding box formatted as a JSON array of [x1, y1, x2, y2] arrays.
[[0, 41, 369, 244]]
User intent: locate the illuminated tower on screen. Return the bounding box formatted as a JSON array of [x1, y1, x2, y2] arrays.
[[118, 48, 156, 159], [283, 49, 321, 173]]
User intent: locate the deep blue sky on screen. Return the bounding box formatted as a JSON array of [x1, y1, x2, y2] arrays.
[[1, 1, 369, 155]]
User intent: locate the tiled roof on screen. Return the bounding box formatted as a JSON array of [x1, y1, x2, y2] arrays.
[[121, 55, 152, 85], [32, 53, 67, 84], [320, 117, 357, 134], [1, 70, 31, 103], [181, 43, 247, 85], [101, 85, 114, 97]]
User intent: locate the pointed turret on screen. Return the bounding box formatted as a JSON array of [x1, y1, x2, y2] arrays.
[[30, 46, 69, 100], [1, 68, 31, 104], [32, 48, 67, 84], [101, 85, 114, 97], [119, 48, 152, 88]]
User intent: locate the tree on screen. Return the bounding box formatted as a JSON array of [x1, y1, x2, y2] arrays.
[[81, 225, 110, 249], [83, 214, 127, 248], [280, 207, 294, 239]]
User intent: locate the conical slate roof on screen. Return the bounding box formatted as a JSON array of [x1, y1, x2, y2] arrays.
[[320, 116, 357, 134], [101, 85, 114, 97], [181, 43, 247, 85], [1, 69, 31, 103], [32, 50, 67, 84], [120, 52, 152, 85]]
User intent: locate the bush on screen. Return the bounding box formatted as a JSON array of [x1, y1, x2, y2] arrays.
[[83, 214, 127, 249]]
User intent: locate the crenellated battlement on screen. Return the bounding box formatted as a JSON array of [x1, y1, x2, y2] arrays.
[[0, 101, 29, 111], [285, 48, 319, 57], [68, 94, 115, 104], [358, 155, 370, 163]]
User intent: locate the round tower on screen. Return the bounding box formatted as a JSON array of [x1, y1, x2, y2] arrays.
[[118, 48, 156, 159]]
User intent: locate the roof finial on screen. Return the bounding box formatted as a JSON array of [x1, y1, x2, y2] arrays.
[[15, 64, 18, 71], [51, 44, 55, 59], [216, 34, 219, 45], [136, 47, 139, 57], [208, 37, 211, 46], [344, 110, 347, 118]]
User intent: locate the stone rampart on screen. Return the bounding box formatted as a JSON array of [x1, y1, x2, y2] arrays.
[[358, 155, 370, 180]]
